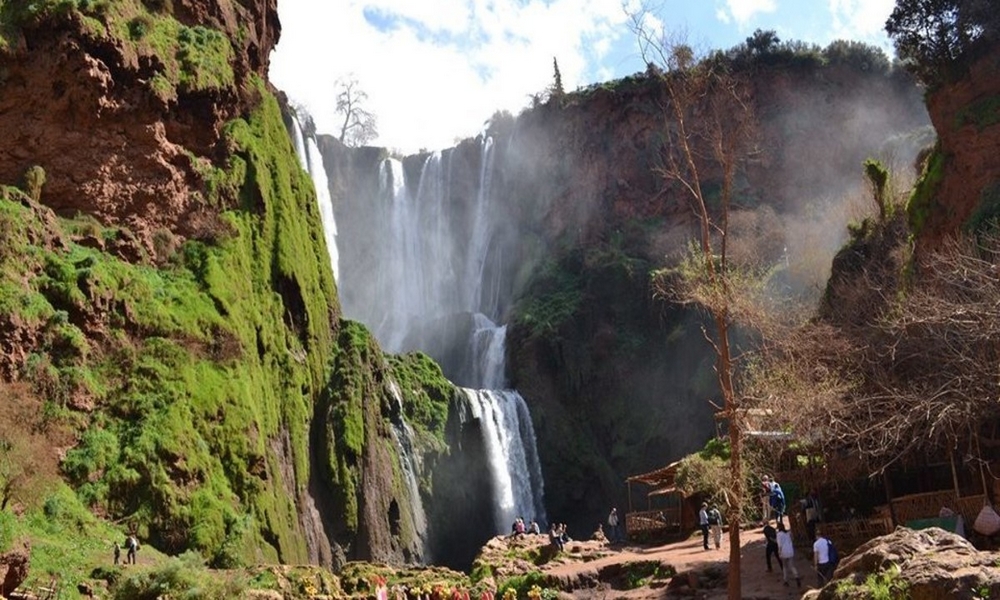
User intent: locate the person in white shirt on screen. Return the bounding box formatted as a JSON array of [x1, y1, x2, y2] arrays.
[[775, 521, 801, 588], [813, 526, 836, 586]]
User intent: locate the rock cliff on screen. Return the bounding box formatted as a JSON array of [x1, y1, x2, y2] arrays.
[[325, 53, 930, 542], [909, 44, 1000, 250], [0, 0, 449, 571]]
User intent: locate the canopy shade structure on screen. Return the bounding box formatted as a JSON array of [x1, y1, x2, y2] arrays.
[[626, 460, 683, 497]]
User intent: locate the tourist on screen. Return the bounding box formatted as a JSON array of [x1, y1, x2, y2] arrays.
[[559, 523, 571, 543], [767, 477, 787, 527], [762, 520, 782, 573], [607, 507, 621, 543], [125, 534, 139, 565], [549, 523, 564, 552], [113, 541, 120, 565], [529, 520, 540, 535], [801, 490, 822, 542], [775, 522, 801, 588], [813, 526, 837, 586], [760, 475, 772, 525], [698, 503, 710, 551], [708, 505, 723, 550]]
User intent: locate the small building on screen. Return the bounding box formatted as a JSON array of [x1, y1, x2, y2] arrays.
[[624, 461, 697, 542]]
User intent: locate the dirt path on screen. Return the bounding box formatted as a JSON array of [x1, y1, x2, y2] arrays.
[[541, 528, 823, 599]]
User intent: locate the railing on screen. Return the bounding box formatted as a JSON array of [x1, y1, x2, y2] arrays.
[[625, 508, 682, 536], [822, 516, 892, 555], [890, 490, 985, 527]]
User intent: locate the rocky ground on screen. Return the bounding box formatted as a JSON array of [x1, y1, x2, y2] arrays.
[[476, 525, 1000, 599], [475, 527, 825, 599]]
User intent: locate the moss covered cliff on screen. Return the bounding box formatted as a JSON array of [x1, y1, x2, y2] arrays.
[[0, 0, 455, 575]]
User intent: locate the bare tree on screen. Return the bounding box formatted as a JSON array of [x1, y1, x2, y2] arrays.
[[629, 10, 759, 598], [751, 223, 1000, 480], [335, 75, 378, 147]]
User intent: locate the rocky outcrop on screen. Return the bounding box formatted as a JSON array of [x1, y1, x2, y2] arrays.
[[0, 540, 30, 598], [0, 0, 279, 252], [810, 527, 1000, 600], [912, 43, 1000, 251]]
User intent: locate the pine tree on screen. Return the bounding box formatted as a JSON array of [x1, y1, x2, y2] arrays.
[[551, 57, 564, 99]]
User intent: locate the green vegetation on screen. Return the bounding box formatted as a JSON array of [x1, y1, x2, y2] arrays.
[[497, 571, 557, 600], [0, 77, 339, 567], [621, 561, 673, 589], [906, 143, 947, 235], [955, 95, 1000, 131], [21, 165, 46, 202], [834, 563, 909, 599], [0, 0, 234, 96], [886, 0, 998, 87], [964, 182, 1000, 236], [864, 158, 891, 222], [112, 552, 247, 600]]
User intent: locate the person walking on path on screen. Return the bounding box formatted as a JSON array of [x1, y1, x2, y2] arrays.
[[113, 541, 121, 566], [801, 490, 822, 542], [607, 508, 621, 543], [698, 503, 710, 551], [813, 527, 837, 586], [708, 505, 723, 550], [126, 534, 139, 565], [763, 521, 782, 573], [775, 522, 801, 588]]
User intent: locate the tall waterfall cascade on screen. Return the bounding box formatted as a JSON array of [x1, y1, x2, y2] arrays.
[[340, 138, 547, 536], [290, 116, 340, 282]]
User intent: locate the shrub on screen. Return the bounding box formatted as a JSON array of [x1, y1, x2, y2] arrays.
[[112, 551, 247, 600], [22, 165, 46, 202]]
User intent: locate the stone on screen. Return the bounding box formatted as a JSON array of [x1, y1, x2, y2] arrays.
[[811, 526, 1000, 600]]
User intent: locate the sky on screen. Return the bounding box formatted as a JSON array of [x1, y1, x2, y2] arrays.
[[269, 0, 897, 154]]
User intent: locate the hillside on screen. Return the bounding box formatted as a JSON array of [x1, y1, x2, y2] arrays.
[[0, 0, 456, 586]]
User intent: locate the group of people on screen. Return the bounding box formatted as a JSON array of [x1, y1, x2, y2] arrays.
[[697, 503, 724, 550], [509, 517, 541, 538], [112, 533, 140, 566], [759, 475, 837, 589]]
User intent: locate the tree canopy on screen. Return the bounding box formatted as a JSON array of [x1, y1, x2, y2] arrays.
[[886, 0, 999, 85]]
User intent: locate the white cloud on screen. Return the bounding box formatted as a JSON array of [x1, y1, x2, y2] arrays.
[[269, 0, 629, 153], [716, 0, 777, 27], [827, 0, 895, 44]]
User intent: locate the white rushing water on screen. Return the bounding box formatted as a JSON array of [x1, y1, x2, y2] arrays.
[[342, 137, 547, 534], [290, 115, 340, 282], [388, 380, 430, 555]]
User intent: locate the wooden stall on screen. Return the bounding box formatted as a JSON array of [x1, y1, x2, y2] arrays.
[[625, 461, 695, 541]]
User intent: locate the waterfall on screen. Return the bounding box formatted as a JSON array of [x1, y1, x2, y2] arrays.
[[338, 137, 547, 538], [290, 115, 340, 282], [387, 380, 431, 556], [460, 388, 546, 533]]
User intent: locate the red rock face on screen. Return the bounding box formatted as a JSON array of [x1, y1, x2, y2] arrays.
[[919, 44, 1000, 250], [0, 0, 280, 250]]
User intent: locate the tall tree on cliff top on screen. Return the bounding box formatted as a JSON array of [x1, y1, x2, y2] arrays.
[[334, 75, 378, 147], [629, 12, 759, 599]]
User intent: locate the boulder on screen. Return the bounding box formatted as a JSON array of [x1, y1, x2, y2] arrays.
[[810, 527, 1000, 600], [0, 540, 30, 597]]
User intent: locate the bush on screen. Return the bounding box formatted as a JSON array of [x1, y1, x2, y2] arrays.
[[112, 551, 246, 600], [22, 165, 46, 202]]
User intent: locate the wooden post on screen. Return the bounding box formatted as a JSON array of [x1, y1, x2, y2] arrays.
[[976, 432, 991, 503], [949, 447, 961, 502], [883, 473, 899, 528]]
